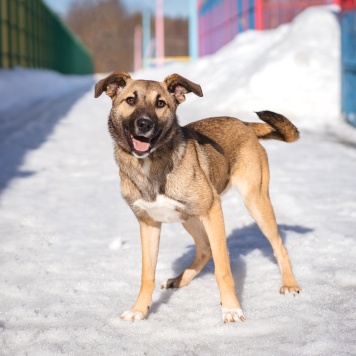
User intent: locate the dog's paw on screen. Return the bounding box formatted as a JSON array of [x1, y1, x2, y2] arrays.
[[120, 310, 144, 321], [161, 277, 185, 289], [222, 308, 245, 323], [280, 285, 301, 295]]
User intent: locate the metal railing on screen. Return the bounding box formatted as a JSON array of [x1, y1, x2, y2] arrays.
[[0, 0, 93, 74]]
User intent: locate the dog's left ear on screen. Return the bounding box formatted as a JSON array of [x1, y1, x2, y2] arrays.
[[94, 71, 132, 99], [164, 74, 203, 104]]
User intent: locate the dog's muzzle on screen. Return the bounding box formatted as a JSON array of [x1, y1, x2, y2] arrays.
[[125, 117, 161, 158]]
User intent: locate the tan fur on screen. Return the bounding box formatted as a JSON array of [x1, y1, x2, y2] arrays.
[[95, 71, 300, 323]]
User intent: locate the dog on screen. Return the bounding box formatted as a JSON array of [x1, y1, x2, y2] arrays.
[[94, 71, 301, 323]]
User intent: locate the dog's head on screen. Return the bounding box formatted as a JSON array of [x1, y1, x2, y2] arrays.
[[94, 72, 203, 159]]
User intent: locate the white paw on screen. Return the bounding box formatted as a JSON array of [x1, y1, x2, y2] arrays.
[[280, 285, 301, 295], [120, 310, 144, 321], [222, 308, 245, 323], [160, 278, 178, 289], [161, 280, 169, 289]]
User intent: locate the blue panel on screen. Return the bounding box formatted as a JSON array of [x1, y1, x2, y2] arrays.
[[189, 0, 199, 61], [341, 10, 356, 127], [248, 0, 255, 29], [200, 0, 221, 15], [237, 0, 243, 33]]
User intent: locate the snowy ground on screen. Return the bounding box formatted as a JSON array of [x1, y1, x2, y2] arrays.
[[1, 5, 356, 356]]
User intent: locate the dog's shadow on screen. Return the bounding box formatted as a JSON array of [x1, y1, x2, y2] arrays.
[[150, 223, 313, 315]]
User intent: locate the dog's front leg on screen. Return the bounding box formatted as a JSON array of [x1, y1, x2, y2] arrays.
[[201, 197, 245, 323], [120, 219, 161, 321]]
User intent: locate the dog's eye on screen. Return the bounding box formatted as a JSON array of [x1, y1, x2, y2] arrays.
[[157, 100, 166, 108], [126, 97, 135, 105]]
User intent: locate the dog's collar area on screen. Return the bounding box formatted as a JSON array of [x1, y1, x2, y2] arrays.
[[125, 129, 162, 158]]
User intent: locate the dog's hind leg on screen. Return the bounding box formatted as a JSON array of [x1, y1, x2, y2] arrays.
[[232, 145, 300, 294], [161, 218, 212, 289]]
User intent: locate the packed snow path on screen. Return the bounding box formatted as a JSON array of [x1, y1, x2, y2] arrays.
[[1, 6, 356, 355]]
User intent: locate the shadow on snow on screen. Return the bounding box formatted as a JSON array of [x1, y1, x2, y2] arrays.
[[150, 223, 313, 315], [0, 78, 94, 195]]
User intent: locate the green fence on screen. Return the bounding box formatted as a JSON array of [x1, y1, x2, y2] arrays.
[[0, 0, 93, 74]]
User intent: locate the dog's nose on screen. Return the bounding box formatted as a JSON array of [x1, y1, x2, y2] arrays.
[[136, 118, 154, 133]]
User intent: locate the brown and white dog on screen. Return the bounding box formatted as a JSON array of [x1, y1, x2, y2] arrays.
[[94, 71, 301, 323]]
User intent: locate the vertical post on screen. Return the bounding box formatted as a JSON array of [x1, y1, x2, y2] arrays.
[[237, 0, 243, 33], [134, 25, 142, 72], [7, 0, 13, 68], [189, 0, 198, 61], [15, 0, 19, 66], [242, 0, 247, 30], [155, 0, 164, 67], [255, 0, 263, 30], [142, 8, 151, 68], [0, 0, 3, 68], [200, 0, 206, 57]]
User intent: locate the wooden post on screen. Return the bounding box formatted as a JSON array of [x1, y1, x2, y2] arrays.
[[134, 25, 142, 72]]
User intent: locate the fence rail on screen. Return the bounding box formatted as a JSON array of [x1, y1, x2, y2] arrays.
[[0, 0, 93, 74]]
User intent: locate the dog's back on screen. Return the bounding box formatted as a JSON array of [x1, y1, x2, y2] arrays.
[[184, 112, 299, 195]]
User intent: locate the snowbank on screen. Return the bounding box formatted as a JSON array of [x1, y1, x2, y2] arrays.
[[0, 68, 93, 144], [0, 67, 92, 115], [135, 5, 343, 133]]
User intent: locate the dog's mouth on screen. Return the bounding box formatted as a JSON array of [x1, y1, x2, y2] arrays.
[[125, 129, 161, 157]]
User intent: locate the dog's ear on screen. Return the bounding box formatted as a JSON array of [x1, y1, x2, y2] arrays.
[[94, 71, 132, 99], [164, 74, 203, 104]]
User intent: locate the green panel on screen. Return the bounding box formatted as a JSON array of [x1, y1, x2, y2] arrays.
[[0, 0, 93, 74]]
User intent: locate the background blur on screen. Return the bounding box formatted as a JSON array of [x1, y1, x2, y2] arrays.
[[61, 0, 190, 72], [0, 0, 352, 69]]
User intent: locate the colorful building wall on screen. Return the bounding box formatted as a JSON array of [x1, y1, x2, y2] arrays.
[[198, 0, 339, 56]]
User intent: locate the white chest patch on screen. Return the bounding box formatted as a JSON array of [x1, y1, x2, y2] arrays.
[[142, 158, 151, 176], [133, 195, 186, 223]]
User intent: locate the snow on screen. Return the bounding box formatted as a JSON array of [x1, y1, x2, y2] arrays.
[[0, 5, 356, 355]]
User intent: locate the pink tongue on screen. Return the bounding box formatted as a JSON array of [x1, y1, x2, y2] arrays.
[[132, 138, 150, 152]]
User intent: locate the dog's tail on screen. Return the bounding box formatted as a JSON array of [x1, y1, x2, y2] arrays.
[[245, 111, 299, 143]]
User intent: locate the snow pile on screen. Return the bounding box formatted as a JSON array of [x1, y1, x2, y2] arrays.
[[0, 5, 356, 356], [0, 68, 93, 143], [0, 67, 92, 114], [136, 5, 341, 132]]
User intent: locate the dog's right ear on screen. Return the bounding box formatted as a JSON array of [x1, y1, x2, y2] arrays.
[[94, 71, 132, 99]]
